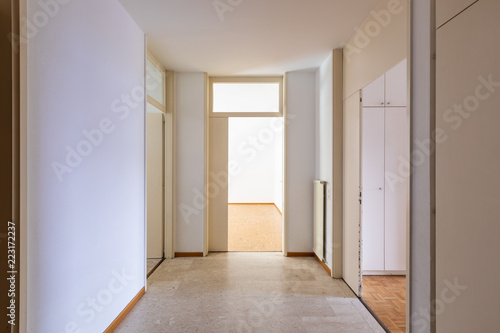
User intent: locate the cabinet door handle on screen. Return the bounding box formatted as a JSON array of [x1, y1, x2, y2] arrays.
[[387, 102, 391, 105]]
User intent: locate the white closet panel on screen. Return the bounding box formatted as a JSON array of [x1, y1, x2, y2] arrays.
[[384, 107, 408, 271], [436, 0, 500, 331], [385, 60, 408, 107], [361, 108, 385, 271], [362, 75, 385, 107], [361, 61, 408, 275]]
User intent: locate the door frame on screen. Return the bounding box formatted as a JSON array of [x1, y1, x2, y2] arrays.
[[145, 48, 175, 260], [205, 76, 286, 254]]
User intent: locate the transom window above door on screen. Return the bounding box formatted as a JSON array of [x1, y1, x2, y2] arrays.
[[210, 77, 283, 117]]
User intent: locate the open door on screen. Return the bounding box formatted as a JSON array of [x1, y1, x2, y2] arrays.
[[146, 109, 164, 259], [208, 118, 229, 251], [343, 91, 362, 296]]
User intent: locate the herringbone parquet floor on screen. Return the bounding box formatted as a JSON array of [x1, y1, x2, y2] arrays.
[[363, 275, 406, 333]]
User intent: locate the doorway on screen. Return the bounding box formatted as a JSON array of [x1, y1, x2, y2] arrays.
[[360, 60, 408, 332], [227, 117, 283, 252], [207, 77, 284, 253], [146, 103, 164, 275], [343, 59, 409, 332], [145, 51, 175, 277]]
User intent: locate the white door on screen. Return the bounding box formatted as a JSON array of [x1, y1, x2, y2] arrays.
[[362, 75, 385, 107], [146, 111, 164, 258], [384, 107, 408, 271], [361, 108, 385, 272], [343, 91, 362, 296], [208, 118, 229, 251], [385, 60, 408, 107]]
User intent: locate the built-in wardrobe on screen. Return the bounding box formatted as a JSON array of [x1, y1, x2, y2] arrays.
[[361, 59, 408, 274]]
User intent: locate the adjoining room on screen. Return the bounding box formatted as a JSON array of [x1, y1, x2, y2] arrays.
[[227, 117, 283, 252]]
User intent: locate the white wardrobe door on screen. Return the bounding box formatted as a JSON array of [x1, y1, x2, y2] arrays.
[[384, 107, 408, 271], [436, 0, 500, 331], [436, 0, 477, 28], [361, 108, 385, 272], [362, 75, 385, 107], [385, 59, 407, 107]]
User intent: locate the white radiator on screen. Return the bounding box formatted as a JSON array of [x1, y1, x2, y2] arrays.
[[313, 180, 327, 262]]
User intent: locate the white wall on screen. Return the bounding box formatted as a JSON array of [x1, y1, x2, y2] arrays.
[[341, 0, 408, 291], [175, 72, 206, 253], [274, 119, 284, 213], [343, 0, 408, 100], [286, 71, 316, 252], [316, 53, 334, 267], [228, 118, 280, 204], [410, 1, 434, 330], [27, 0, 145, 331]]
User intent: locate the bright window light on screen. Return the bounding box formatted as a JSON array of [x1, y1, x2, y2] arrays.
[[213, 83, 280, 113], [146, 58, 165, 105]]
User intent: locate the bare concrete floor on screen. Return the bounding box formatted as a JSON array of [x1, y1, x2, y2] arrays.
[[116, 253, 384, 333]]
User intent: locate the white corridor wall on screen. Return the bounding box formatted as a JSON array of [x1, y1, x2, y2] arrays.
[[175, 72, 206, 253], [27, 0, 145, 331], [285, 71, 316, 253]]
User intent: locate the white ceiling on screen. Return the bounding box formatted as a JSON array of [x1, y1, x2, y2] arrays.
[[119, 0, 380, 75]]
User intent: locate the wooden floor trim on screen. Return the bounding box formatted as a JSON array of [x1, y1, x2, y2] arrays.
[[228, 203, 275, 205], [314, 254, 332, 276], [228, 203, 282, 215], [287, 252, 315, 257], [104, 287, 145, 332], [175, 252, 204, 257]]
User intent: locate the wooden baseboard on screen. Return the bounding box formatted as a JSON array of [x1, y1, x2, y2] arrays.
[[228, 203, 283, 215], [104, 287, 145, 332], [228, 203, 274, 205], [363, 271, 406, 276], [315, 254, 332, 276], [286, 252, 315, 257], [175, 252, 204, 257]]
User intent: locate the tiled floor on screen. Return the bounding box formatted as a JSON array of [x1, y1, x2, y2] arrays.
[[362, 275, 406, 332], [147, 258, 162, 276], [116, 253, 384, 333], [228, 204, 282, 252]]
